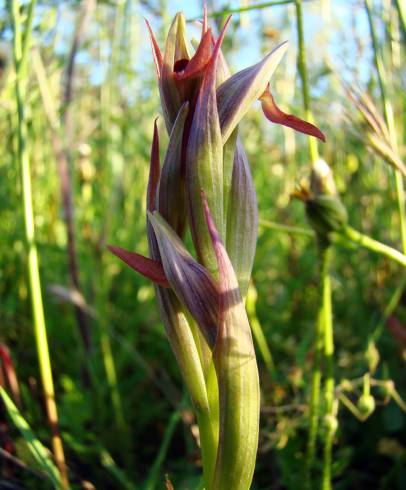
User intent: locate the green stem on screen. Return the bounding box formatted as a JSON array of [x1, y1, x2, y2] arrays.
[[321, 247, 335, 490], [96, 1, 130, 458], [339, 226, 406, 268], [8, 0, 68, 487], [365, 0, 406, 253], [187, 0, 299, 21], [371, 276, 406, 341], [304, 245, 329, 490], [259, 218, 314, 237], [20, 0, 35, 75], [295, 0, 319, 163], [95, 266, 127, 436], [394, 0, 406, 44], [145, 407, 182, 490], [246, 284, 276, 379], [260, 219, 406, 267], [394, 174, 406, 253]]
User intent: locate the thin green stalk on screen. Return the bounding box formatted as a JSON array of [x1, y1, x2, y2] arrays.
[[295, 5, 335, 485], [295, 0, 319, 163], [365, 0, 406, 253], [0, 387, 62, 488], [8, 0, 68, 487], [321, 247, 335, 490], [371, 276, 406, 341], [394, 0, 406, 43], [260, 219, 406, 267], [394, 172, 406, 252], [60, 0, 96, 367], [96, 1, 130, 456], [20, 0, 35, 74], [188, 0, 299, 21], [100, 450, 137, 490], [259, 218, 314, 237], [95, 265, 126, 433], [246, 284, 276, 379], [144, 407, 182, 490], [304, 245, 329, 490], [339, 226, 406, 268]]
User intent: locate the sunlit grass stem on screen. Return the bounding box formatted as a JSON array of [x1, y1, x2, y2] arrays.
[[394, 0, 406, 43], [261, 220, 406, 267], [303, 247, 326, 489], [363, 4, 406, 431], [365, 0, 406, 254], [60, 0, 96, 367], [295, 0, 319, 163], [145, 406, 182, 490], [246, 284, 276, 380], [95, 0, 132, 467], [294, 1, 337, 487], [8, 0, 68, 487], [259, 218, 314, 237], [320, 246, 335, 490], [187, 0, 297, 21], [304, 244, 334, 489], [338, 226, 406, 268]]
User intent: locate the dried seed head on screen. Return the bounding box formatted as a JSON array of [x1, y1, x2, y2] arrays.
[[295, 160, 349, 239], [310, 159, 337, 197]]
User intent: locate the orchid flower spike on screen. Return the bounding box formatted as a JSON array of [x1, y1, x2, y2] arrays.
[[109, 11, 325, 490]]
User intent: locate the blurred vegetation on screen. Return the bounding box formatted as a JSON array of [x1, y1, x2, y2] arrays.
[[0, 0, 405, 489]]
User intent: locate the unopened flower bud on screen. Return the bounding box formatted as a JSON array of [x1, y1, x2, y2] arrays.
[[323, 414, 338, 434], [365, 341, 380, 373], [357, 394, 375, 419], [377, 380, 394, 399]]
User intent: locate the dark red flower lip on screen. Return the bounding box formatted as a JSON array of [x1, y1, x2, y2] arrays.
[[174, 59, 189, 74]]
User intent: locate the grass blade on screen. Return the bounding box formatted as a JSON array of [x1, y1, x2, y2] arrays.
[[0, 387, 62, 489]]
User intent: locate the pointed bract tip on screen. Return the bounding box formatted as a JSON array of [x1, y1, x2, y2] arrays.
[[202, 3, 208, 34], [219, 15, 232, 44], [107, 244, 170, 288], [266, 40, 289, 65], [174, 11, 186, 24], [147, 125, 160, 212], [145, 18, 163, 78], [206, 14, 231, 74]]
